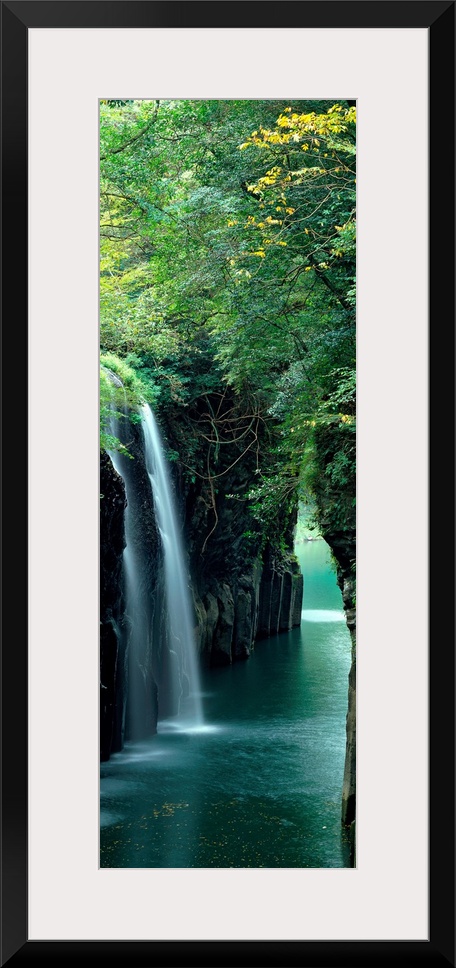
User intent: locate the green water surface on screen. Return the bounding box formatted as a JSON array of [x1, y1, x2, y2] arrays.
[[100, 539, 352, 868]]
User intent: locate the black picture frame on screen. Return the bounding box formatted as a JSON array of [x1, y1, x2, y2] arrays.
[[1, 2, 454, 965]]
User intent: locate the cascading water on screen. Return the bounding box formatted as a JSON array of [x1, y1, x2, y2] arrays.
[[141, 403, 203, 727], [105, 376, 157, 742], [103, 367, 202, 735]]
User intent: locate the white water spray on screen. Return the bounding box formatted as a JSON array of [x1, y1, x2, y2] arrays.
[[142, 404, 203, 726], [106, 392, 151, 740], [104, 373, 159, 741]]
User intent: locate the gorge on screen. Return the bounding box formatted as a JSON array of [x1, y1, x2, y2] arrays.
[[101, 393, 306, 754], [100, 97, 356, 867], [100, 392, 355, 868]]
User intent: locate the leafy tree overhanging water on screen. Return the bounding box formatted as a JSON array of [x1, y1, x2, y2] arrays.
[[100, 98, 355, 573]]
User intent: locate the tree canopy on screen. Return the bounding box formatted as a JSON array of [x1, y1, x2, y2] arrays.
[[100, 98, 356, 567]]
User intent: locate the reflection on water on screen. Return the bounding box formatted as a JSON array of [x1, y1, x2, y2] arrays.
[[100, 539, 352, 868], [302, 609, 346, 623]]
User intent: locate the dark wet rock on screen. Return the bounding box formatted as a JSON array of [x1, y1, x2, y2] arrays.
[[320, 527, 356, 866], [100, 452, 126, 761]]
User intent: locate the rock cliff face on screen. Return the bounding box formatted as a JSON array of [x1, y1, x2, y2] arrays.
[[101, 389, 352, 870], [257, 545, 303, 639], [100, 420, 162, 759], [323, 532, 356, 865], [310, 421, 356, 865], [100, 451, 126, 761], [118, 420, 161, 741], [341, 573, 356, 864], [191, 549, 303, 668], [174, 429, 303, 667], [100, 403, 304, 759]]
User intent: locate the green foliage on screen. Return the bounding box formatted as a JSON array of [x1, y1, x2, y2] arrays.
[[294, 505, 321, 541], [99, 352, 159, 454], [101, 352, 150, 399], [305, 423, 356, 539], [99, 99, 356, 562]]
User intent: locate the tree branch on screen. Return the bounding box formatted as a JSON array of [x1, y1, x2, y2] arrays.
[[100, 100, 160, 161]]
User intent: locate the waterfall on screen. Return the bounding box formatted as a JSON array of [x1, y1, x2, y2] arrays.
[[105, 384, 157, 743], [103, 367, 203, 737], [141, 403, 203, 727]]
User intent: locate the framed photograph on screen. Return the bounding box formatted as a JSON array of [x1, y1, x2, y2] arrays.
[[2, 1, 454, 965]]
